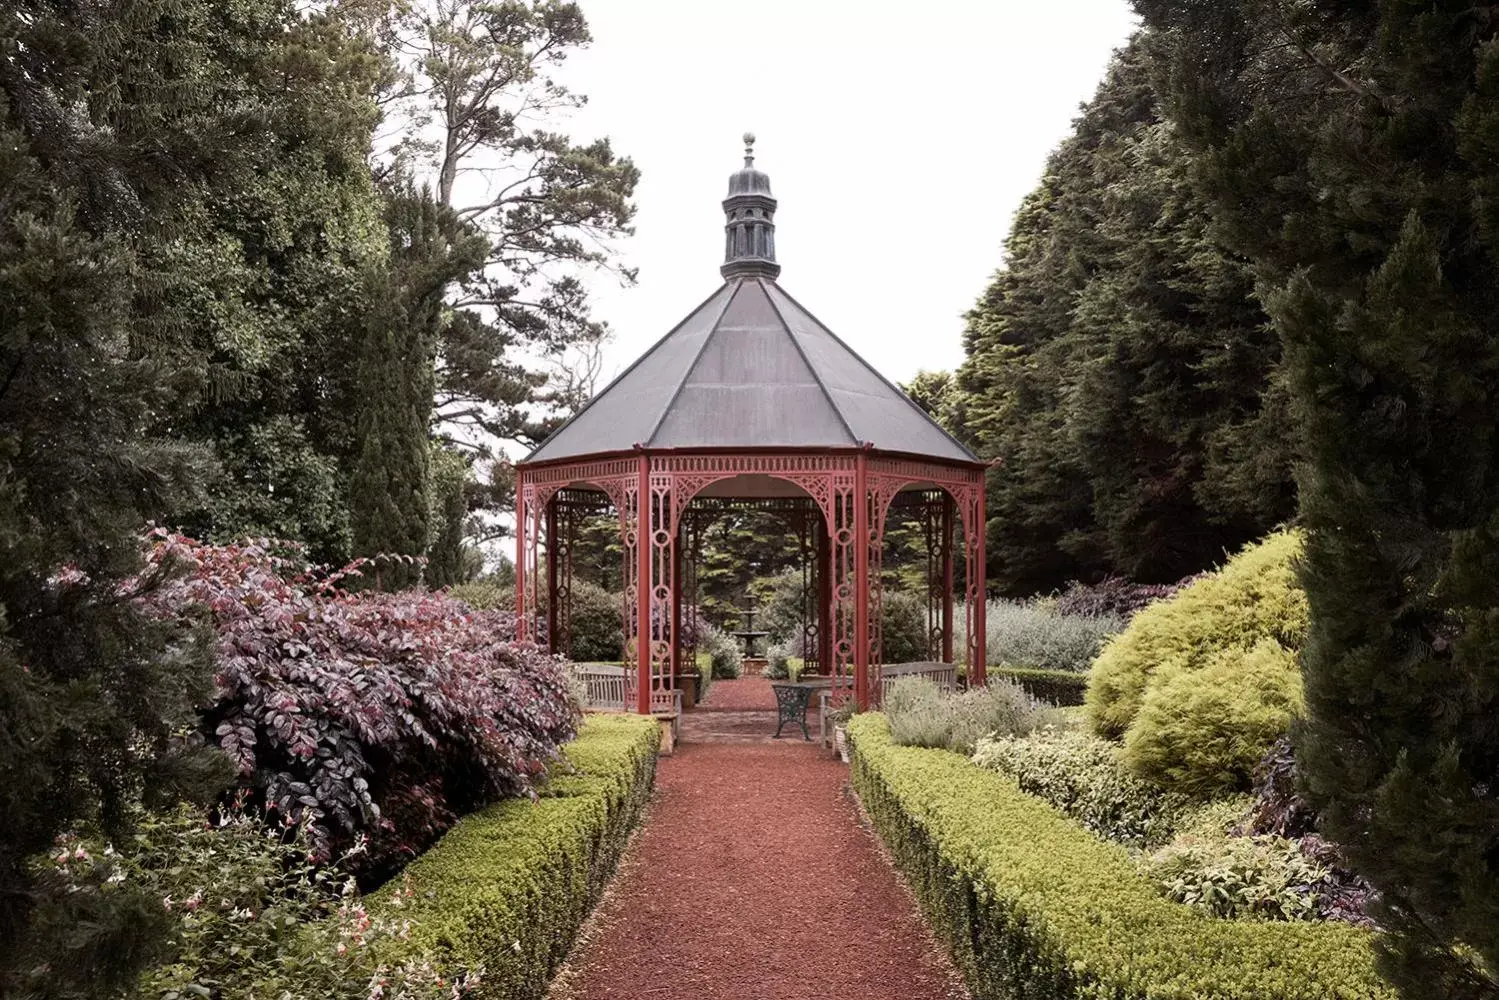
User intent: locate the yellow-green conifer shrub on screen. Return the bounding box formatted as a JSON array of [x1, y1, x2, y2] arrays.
[[1086, 530, 1307, 740], [1123, 639, 1304, 796]]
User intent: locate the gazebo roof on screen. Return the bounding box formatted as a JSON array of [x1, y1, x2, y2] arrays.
[[522, 136, 977, 467]]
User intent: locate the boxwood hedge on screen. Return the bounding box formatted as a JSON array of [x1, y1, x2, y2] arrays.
[[991, 667, 1089, 706], [372, 713, 660, 999], [847, 714, 1392, 1000]]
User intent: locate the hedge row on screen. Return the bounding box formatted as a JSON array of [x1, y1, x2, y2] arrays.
[[373, 714, 660, 999], [847, 715, 1391, 1000], [990, 667, 1089, 706]]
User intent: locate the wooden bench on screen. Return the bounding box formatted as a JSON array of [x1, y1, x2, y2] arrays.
[[572, 663, 683, 745], [808, 662, 960, 748]]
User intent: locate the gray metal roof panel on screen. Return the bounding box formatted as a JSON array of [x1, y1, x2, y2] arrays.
[[520, 276, 978, 466], [525, 282, 735, 463]]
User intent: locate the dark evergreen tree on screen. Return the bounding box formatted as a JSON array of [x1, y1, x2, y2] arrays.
[[1133, 3, 1499, 995], [349, 186, 484, 587], [0, 0, 314, 987], [955, 35, 1292, 594]]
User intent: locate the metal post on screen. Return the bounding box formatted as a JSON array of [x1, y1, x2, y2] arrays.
[[514, 468, 528, 640], [942, 493, 955, 664], [854, 452, 870, 710], [972, 477, 988, 686], [817, 517, 833, 675], [545, 497, 558, 652], [671, 519, 683, 682], [636, 454, 652, 714]]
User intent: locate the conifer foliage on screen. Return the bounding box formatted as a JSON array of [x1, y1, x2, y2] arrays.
[[1133, 3, 1499, 995], [955, 36, 1293, 594]]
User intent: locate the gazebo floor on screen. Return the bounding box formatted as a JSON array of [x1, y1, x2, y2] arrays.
[[548, 690, 967, 1000]]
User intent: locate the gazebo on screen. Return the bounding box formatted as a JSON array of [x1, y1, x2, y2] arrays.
[[514, 135, 988, 714]]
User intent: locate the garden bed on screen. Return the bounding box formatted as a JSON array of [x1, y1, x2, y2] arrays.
[[371, 714, 661, 999], [847, 714, 1391, 1000]]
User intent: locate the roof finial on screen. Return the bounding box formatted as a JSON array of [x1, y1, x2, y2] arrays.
[[721, 133, 779, 281]]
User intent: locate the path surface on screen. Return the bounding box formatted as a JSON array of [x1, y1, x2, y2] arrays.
[[556, 677, 966, 1000]]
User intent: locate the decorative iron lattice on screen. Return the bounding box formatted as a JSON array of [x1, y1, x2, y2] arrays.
[[517, 451, 987, 711]]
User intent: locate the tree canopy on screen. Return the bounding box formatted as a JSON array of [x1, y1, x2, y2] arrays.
[[954, 35, 1294, 595]]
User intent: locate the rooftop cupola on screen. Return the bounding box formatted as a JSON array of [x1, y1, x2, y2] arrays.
[[721, 132, 780, 280]]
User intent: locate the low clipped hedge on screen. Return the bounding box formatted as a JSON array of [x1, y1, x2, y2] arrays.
[[848, 715, 1391, 1000], [991, 667, 1089, 706], [372, 714, 660, 999]]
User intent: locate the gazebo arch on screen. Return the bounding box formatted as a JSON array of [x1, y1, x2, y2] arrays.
[[515, 134, 989, 713]]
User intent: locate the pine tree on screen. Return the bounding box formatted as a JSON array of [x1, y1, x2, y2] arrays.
[[1134, 3, 1499, 994]]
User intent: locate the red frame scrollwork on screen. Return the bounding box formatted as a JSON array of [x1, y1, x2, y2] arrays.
[[517, 450, 987, 712]]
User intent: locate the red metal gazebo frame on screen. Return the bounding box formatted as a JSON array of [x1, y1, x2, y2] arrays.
[[514, 448, 987, 713]]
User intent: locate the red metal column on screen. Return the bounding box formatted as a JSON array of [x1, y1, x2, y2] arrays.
[[817, 518, 833, 674], [545, 497, 558, 652], [972, 476, 988, 686], [671, 521, 683, 681], [854, 452, 870, 710], [942, 493, 955, 664], [636, 454, 652, 714], [514, 468, 528, 640]]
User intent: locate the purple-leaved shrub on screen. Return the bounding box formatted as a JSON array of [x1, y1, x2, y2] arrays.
[[137, 533, 580, 873]]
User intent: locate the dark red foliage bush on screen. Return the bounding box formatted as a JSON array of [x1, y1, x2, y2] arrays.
[[136, 533, 580, 874], [1246, 737, 1375, 926], [1055, 575, 1194, 619]]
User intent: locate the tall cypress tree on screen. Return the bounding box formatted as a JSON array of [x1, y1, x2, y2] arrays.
[[1134, 3, 1499, 994], [349, 186, 484, 589], [955, 36, 1291, 594]]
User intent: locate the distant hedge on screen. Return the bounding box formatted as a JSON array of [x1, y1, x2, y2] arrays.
[[848, 714, 1391, 1000], [373, 714, 660, 999], [990, 667, 1088, 706]]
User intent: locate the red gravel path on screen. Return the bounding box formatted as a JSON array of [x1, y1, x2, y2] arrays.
[[558, 690, 966, 1000], [697, 673, 777, 712]]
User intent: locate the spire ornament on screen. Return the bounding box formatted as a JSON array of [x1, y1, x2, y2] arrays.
[[721, 132, 780, 280]]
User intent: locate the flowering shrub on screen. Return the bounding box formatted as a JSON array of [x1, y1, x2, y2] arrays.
[[137, 533, 580, 871], [17, 805, 478, 1000]]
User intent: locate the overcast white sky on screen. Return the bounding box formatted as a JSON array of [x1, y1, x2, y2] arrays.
[[553, 0, 1139, 388]]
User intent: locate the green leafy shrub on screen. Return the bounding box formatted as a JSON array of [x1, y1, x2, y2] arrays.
[[990, 667, 1089, 706], [372, 714, 659, 1000], [701, 623, 743, 679], [449, 579, 512, 611], [880, 590, 929, 664], [1124, 640, 1305, 796], [885, 677, 1042, 755], [972, 728, 1193, 847], [1087, 530, 1306, 740], [848, 715, 1391, 1000], [16, 806, 473, 1000], [973, 599, 1124, 673], [1147, 833, 1325, 923], [764, 641, 801, 680], [569, 580, 625, 662]]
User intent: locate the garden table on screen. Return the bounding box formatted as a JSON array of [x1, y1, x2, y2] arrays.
[[770, 681, 815, 740]]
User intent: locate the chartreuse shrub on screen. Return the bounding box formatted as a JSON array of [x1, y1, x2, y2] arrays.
[[372, 714, 659, 1000], [1125, 640, 1305, 797], [1086, 531, 1307, 793], [849, 715, 1391, 1000]]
